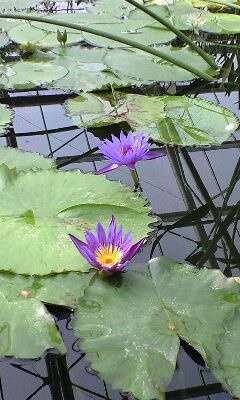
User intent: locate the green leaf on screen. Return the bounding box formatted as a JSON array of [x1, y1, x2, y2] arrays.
[[0, 104, 13, 135], [0, 270, 93, 309], [0, 167, 154, 275], [150, 257, 240, 399], [0, 31, 9, 48], [8, 15, 175, 48], [73, 270, 180, 400], [74, 257, 240, 399], [65, 93, 238, 146], [104, 47, 216, 83], [50, 47, 140, 92], [8, 22, 83, 48], [0, 0, 38, 9], [0, 146, 56, 170], [0, 269, 93, 358], [0, 294, 65, 358], [6, 60, 68, 89]]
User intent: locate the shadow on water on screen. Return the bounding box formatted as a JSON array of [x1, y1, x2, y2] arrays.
[[0, 6, 239, 399]]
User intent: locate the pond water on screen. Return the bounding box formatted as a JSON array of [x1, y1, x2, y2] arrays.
[[0, 80, 239, 399]]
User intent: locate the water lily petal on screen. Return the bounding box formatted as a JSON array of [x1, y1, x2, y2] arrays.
[[107, 215, 116, 245], [142, 152, 166, 160], [95, 163, 119, 175], [96, 221, 107, 245], [123, 238, 145, 262], [68, 234, 98, 266]]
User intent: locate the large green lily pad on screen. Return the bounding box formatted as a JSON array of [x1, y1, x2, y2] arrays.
[[0, 293, 65, 358], [0, 166, 154, 275], [129, 3, 240, 34], [0, 146, 56, 170], [0, 104, 13, 135], [0, 269, 92, 358], [65, 93, 239, 146], [6, 60, 68, 89], [0, 0, 38, 8], [8, 15, 175, 48], [103, 47, 216, 83], [73, 257, 240, 400]]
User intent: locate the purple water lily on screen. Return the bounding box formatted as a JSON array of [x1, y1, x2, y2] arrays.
[[69, 216, 145, 273], [95, 131, 165, 175]]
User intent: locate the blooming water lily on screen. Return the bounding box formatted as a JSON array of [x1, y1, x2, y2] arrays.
[[95, 131, 165, 175], [69, 216, 145, 273]]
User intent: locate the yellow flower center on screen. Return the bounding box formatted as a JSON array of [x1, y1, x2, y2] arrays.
[[95, 245, 123, 268]]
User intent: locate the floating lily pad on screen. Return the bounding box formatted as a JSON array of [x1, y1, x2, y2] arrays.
[[73, 257, 240, 400], [8, 22, 83, 47], [0, 166, 154, 275], [6, 61, 68, 89], [129, 3, 240, 34], [0, 270, 93, 309], [0, 0, 38, 9], [0, 147, 56, 170], [65, 93, 238, 146], [0, 293, 65, 358], [0, 31, 9, 48], [8, 13, 175, 48], [50, 47, 141, 92], [104, 47, 216, 83], [0, 270, 93, 358]]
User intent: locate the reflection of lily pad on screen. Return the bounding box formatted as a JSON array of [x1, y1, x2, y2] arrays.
[[65, 93, 238, 146], [0, 146, 56, 170], [0, 166, 154, 275], [74, 257, 240, 400]]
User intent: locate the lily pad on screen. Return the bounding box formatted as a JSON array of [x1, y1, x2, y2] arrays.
[[0, 104, 13, 135], [0, 270, 93, 309], [65, 93, 239, 146], [73, 270, 180, 400], [150, 257, 240, 399], [6, 60, 68, 89], [0, 166, 154, 275], [0, 31, 9, 48], [8, 22, 83, 47], [0, 293, 65, 358], [0, 269, 93, 358], [74, 257, 240, 400], [49, 46, 141, 92], [104, 47, 216, 83], [0, 147, 56, 170], [0, 0, 38, 9]]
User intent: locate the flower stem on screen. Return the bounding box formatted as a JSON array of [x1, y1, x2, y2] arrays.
[[0, 13, 216, 81], [124, 0, 217, 68], [130, 169, 142, 191]]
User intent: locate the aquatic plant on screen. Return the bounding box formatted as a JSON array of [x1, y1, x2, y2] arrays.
[[69, 215, 145, 273], [95, 131, 165, 174]]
